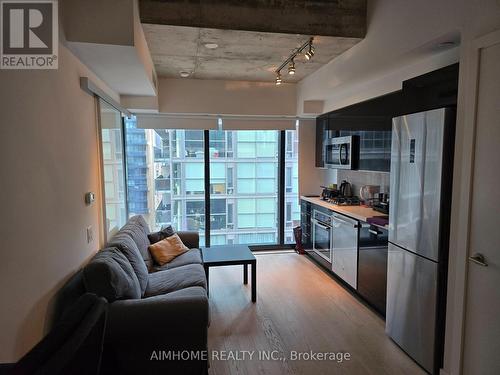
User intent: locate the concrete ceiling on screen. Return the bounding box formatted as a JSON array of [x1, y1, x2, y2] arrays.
[[143, 24, 362, 82]]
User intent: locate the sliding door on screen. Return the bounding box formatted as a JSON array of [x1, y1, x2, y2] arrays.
[[208, 130, 279, 245], [98, 100, 127, 237], [284, 129, 300, 243]]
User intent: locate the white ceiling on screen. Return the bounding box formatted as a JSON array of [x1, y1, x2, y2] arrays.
[[142, 24, 362, 83]]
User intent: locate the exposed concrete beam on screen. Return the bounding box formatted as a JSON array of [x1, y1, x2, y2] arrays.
[[139, 0, 367, 38]]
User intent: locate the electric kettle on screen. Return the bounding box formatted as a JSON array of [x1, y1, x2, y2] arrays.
[[339, 180, 352, 197]]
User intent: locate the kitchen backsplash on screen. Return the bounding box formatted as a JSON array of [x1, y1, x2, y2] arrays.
[[336, 170, 390, 197]]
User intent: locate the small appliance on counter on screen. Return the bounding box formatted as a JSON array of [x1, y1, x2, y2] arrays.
[[320, 185, 339, 201], [339, 180, 352, 197], [373, 193, 389, 214], [359, 185, 380, 206]]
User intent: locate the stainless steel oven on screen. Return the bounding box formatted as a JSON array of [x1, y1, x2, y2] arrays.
[[311, 210, 333, 264], [325, 135, 359, 169]]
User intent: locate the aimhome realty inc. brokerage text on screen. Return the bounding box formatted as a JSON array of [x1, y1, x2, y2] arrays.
[[150, 350, 352, 363]]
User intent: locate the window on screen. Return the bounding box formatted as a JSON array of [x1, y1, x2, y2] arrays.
[[284, 129, 300, 243], [99, 100, 127, 237], [124, 120, 298, 248], [210, 130, 278, 245]]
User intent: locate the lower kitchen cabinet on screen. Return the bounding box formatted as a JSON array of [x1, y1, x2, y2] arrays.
[[301, 198, 389, 317], [300, 200, 312, 249]]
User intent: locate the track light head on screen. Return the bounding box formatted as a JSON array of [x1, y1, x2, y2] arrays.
[[288, 60, 296, 75], [305, 43, 315, 60], [275, 73, 282, 85]]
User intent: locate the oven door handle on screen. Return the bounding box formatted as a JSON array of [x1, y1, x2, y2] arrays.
[[312, 219, 331, 231]]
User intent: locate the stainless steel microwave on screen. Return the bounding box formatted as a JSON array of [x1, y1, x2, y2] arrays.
[[325, 135, 359, 169]]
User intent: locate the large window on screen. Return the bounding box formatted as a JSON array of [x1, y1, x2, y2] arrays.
[[99, 100, 127, 237], [125, 118, 299, 248], [209, 130, 278, 245]]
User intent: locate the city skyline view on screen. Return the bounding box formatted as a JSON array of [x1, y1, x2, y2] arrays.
[[124, 117, 300, 246]]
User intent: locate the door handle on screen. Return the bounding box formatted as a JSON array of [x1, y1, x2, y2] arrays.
[[469, 253, 488, 267]]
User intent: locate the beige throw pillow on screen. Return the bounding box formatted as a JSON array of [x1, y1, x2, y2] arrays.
[[148, 233, 189, 266]]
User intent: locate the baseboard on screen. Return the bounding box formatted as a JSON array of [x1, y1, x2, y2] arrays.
[[439, 369, 450, 375]]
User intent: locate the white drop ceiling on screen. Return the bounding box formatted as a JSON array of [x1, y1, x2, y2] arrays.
[[142, 24, 362, 83]]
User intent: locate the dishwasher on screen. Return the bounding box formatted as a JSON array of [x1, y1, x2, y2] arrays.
[[331, 212, 359, 289]]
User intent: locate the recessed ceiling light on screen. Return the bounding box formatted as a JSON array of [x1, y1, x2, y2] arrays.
[[204, 42, 219, 49], [438, 41, 457, 48], [179, 71, 191, 78]]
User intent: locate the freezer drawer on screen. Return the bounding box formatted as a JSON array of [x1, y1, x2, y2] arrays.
[[386, 242, 438, 374]]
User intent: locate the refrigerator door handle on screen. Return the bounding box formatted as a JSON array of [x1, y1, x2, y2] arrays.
[[469, 253, 488, 267]]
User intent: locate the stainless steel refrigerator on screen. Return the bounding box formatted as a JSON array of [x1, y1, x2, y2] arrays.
[[386, 108, 455, 374]]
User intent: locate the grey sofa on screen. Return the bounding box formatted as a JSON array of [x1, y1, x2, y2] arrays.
[[65, 216, 209, 375]]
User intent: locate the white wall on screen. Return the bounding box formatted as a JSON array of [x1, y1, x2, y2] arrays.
[[158, 78, 297, 116], [0, 41, 117, 362]]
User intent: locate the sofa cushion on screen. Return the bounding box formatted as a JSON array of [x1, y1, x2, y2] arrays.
[[148, 233, 189, 266], [117, 216, 154, 271], [144, 264, 207, 297], [83, 247, 141, 302], [147, 225, 175, 244], [150, 249, 203, 272], [107, 233, 149, 296]]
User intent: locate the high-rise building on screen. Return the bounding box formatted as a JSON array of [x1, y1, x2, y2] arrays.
[[125, 118, 299, 246]]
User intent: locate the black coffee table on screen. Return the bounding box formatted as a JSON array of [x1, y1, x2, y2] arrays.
[[201, 245, 256, 302]]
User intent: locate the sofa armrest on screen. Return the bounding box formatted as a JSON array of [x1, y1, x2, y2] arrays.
[[104, 287, 208, 374], [107, 286, 208, 341], [177, 231, 199, 249]]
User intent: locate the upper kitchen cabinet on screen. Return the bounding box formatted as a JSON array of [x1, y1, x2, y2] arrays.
[[314, 63, 459, 172], [402, 63, 459, 113], [315, 114, 330, 168]]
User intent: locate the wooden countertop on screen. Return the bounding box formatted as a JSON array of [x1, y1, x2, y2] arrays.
[[300, 196, 388, 224]]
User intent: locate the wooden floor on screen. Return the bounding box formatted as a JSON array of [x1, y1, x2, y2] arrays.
[[207, 252, 425, 375]]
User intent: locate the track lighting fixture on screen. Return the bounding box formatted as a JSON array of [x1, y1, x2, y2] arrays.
[[274, 37, 314, 84]]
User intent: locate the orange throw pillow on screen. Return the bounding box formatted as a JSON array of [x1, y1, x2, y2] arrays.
[[148, 233, 189, 266]]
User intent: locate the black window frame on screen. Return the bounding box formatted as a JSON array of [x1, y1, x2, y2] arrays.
[[123, 126, 295, 250]]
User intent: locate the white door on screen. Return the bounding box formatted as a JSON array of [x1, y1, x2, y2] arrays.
[[462, 33, 500, 375]]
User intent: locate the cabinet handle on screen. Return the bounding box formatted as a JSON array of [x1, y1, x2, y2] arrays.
[[369, 229, 381, 235], [333, 216, 357, 228]]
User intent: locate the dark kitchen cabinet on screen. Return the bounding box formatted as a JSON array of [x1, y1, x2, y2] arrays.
[[300, 200, 312, 248], [315, 115, 329, 168], [357, 224, 388, 316], [338, 130, 392, 172], [314, 64, 458, 173]]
